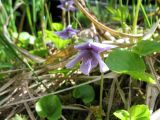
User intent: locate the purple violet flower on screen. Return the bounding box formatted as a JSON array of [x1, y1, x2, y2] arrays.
[[57, 0, 76, 12], [66, 41, 117, 75], [54, 25, 79, 39]]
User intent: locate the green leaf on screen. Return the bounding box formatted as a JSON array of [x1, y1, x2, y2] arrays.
[[52, 23, 63, 31], [132, 40, 160, 56], [35, 95, 62, 120], [106, 49, 146, 72], [13, 32, 36, 47], [114, 105, 150, 120], [11, 114, 27, 120], [30, 48, 48, 58], [129, 105, 150, 120], [42, 30, 71, 49], [127, 71, 155, 84], [0, 63, 12, 69], [113, 110, 129, 120], [73, 85, 95, 104], [106, 49, 155, 83]]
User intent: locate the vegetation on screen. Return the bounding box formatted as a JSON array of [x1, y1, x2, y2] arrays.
[[0, 0, 160, 119]]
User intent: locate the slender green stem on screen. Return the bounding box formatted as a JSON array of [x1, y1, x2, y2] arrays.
[[119, 0, 123, 7], [126, 0, 129, 5], [133, 0, 141, 34], [40, 0, 45, 43], [32, 0, 36, 25], [62, 10, 66, 28], [9, 0, 17, 32], [45, 3, 53, 30], [140, 4, 151, 27], [68, 11, 71, 25], [26, 6, 34, 35], [119, 0, 124, 25], [99, 73, 104, 118]]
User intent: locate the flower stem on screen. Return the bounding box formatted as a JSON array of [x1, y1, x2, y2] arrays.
[[68, 11, 71, 25], [99, 73, 104, 118], [132, 0, 141, 34], [62, 10, 66, 28]]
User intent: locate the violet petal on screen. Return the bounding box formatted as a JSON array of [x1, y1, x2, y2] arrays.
[[54, 31, 69, 39], [91, 57, 99, 69], [91, 51, 109, 73], [66, 51, 86, 68], [80, 59, 92, 75], [91, 42, 117, 53], [55, 25, 79, 39], [74, 42, 90, 50]]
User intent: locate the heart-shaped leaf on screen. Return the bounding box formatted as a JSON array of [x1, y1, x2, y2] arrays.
[[106, 49, 146, 72], [106, 49, 155, 83], [73, 84, 95, 104], [35, 95, 62, 120]]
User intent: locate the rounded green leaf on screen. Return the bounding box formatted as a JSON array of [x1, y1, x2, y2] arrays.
[[105, 49, 155, 83], [129, 105, 150, 120], [114, 105, 150, 120], [35, 95, 62, 120], [113, 110, 129, 120], [132, 40, 160, 56], [105, 49, 146, 73], [73, 85, 95, 104]]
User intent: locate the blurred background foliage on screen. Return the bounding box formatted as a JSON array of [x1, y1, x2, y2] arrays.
[[0, 0, 159, 90], [0, 0, 159, 119]]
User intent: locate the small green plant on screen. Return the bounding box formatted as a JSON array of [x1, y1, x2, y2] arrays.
[[52, 23, 63, 31], [73, 84, 95, 104], [106, 5, 130, 26], [132, 40, 160, 56], [35, 95, 62, 120], [12, 32, 36, 48], [38, 30, 71, 49], [11, 114, 27, 120], [106, 39, 160, 84], [105, 48, 155, 83], [114, 105, 150, 120]]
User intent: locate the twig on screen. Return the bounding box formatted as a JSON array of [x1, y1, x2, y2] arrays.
[[4, 107, 18, 120], [99, 73, 104, 118], [62, 105, 87, 111], [23, 81, 36, 120], [145, 57, 160, 113], [61, 115, 67, 120], [0, 79, 15, 93], [115, 78, 127, 109], [107, 78, 116, 120], [74, 0, 143, 38], [24, 103, 36, 120], [127, 77, 132, 110], [0, 75, 102, 109], [0, 88, 18, 106], [0, 68, 29, 74]]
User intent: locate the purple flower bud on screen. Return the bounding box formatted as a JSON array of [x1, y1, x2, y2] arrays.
[[66, 41, 117, 75], [57, 0, 76, 12], [46, 41, 54, 49], [54, 25, 79, 39]]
